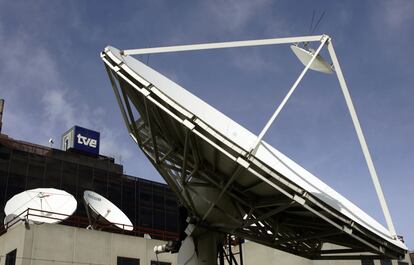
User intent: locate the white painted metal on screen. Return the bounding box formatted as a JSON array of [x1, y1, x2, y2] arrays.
[[177, 236, 198, 265], [119, 34, 399, 241], [122, 35, 324, 55], [83, 190, 133, 231], [4, 188, 77, 224], [326, 40, 397, 237], [103, 45, 406, 250], [251, 35, 329, 154], [290, 45, 333, 73]]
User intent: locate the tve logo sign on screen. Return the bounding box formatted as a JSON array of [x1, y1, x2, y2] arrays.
[[61, 126, 100, 156], [77, 133, 98, 148], [73, 126, 100, 155]]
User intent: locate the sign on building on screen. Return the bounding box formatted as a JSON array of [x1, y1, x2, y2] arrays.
[[61, 126, 100, 156]]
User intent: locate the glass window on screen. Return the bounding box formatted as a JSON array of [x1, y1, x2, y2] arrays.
[[153, 186, 164, 211], [7, 153, 27, 201], [61, 161, 78, 197], [165, 211, 178, 231], [140, 207, 153, 228], [45, 158, 62, 188], [380, 260, 392, 265], [117, 256, 140, 265], [93, 168, 108, 197], [361, 259, 374, 265], [153, 209, 165, 230], [26, 153, 46, 189], [122, 177, 136, 225], [5, 249, 17, 265], [139, 182, 153, 208], [78, 165, 94, 190], [151, 261, 171, 265], [107, 173, 122, 209]]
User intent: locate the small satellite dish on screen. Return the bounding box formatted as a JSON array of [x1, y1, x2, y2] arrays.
[[290, 44, 333, 73], [4, 214, 21, 230], [4, 188, 77, 224], [83, 190, 133, 231]]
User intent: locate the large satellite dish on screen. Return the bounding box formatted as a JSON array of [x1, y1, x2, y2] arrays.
[[101, 35, 407, 261], [83, 190, 133, 231], [4, 188, 77, 224]]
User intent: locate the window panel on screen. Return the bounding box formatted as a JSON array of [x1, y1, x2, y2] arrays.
[[61, 161, 78, 197], [5, 249, 17, 265], [26, 154, 45, 189], [122, 177, 136, 225], [361, 259, 374, 265], [45, 158, 62, 188], [151, 261, 171, 265], [165, 211, 178, 231], [397, 262, 408, 265], [117, 256, 140, 265], [140, 207, 153, 228], [380, 260, 392, 265], [153, 209, 165, 230]]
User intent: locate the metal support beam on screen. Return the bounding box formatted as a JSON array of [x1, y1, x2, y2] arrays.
[[242, 201, 295, 227], [104, 64, 131, 134], [251, 35, 329, 154], [326, 39, 397, 237], [275, 230, 342, 245], [201, 165, 244, 221], [122, 35, 324, 56], [144, 97, 160, 164], [118, 81, 142, 145]]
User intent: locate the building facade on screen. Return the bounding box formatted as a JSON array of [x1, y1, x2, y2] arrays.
[[0, 134, 180, 241], [0, 223, 176, 265], [0, 223, 411, 265]]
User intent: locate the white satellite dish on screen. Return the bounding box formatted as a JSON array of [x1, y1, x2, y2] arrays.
[[4, 188, 77, 224], [3, 214, 21, 230], [101, 36, 407, 261], [290, 44, 333, 73], [83, 190, 133, 231]]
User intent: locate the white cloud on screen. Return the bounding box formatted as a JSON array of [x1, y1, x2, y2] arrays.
[[381, 0, 414, 29], [0, 17, 133, 165], [205, 0, 271, 31]]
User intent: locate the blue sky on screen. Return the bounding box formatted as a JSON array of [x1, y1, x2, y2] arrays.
[[0, 0, 413, 248]]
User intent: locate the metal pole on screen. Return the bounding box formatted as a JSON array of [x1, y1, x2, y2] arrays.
[[251, 35, 329, 154], [239, 239, 244, 265], [228, 234, 232, 265], [219, 243, 225, 265], [0, 99, 4, 134], [326, 39, 397, 237], [122, 35, 324, 56]]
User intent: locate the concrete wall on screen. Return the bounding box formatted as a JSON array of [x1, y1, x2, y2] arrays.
[[0, 224, 26, 265], [0, 224, 411, 265], [241, 241, 412, 265], [242, 241, 312, 265], [0, 223, 176, 265]]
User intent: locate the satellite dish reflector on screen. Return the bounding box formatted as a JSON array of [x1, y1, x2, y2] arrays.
[[3, 214, 22, 230], [83, 190, 133, 231], [290, 44, 333, 73], [4, 188, 77, 224], [102, 45, 407, 260]]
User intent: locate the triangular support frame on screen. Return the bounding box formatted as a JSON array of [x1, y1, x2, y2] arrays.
[[121, 34, 397, 238]]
